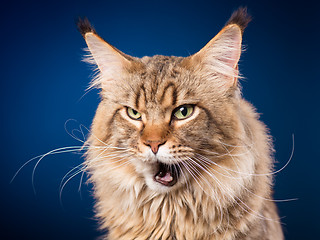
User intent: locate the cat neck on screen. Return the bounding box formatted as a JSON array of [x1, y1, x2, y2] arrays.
[[90, 168, 268, 240]]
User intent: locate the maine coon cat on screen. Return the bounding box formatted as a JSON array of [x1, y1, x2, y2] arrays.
[[78, 8, 284, 240]]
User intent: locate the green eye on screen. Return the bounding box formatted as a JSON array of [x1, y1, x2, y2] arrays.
[[127, 107, 142, 120], [173, 105, 194, 120]]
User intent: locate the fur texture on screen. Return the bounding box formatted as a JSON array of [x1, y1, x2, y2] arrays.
[[79, 8, 284, 239]]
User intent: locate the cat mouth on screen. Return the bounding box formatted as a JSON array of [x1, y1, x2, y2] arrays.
[[154, 162, 180, 187]]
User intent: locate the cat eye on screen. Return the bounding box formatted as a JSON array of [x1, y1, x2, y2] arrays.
[[173, 105, 194, 120], [127, 107, 142, 120]]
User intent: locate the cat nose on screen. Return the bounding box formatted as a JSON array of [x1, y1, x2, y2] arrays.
[[144, 140, 166, 154]]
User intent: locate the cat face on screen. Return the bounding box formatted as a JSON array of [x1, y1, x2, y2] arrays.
[[81, 19, 246, 193]]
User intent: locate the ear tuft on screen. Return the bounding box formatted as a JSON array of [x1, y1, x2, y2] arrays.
[[226, 7, 251, 33], [184, 8, 251, 92], [76, 17, 97, 37]]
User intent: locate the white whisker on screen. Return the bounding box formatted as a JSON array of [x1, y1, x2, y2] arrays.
[[185, 157, 225, 231], [185, 155, 282, 223], [11, 146, 88, 184], [60, 163, 86, 191], [59, 167, 86, 204], [78, 169, 86, 199], [193, 154, 297, 202], [194, 133, 294, 177]]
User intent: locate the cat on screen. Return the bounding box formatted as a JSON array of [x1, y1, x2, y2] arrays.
[[77, 7, 284, 240]]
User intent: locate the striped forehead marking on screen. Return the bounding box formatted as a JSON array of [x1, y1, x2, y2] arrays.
[[159, 82, 177, 108], [135, 81, 178, 111]]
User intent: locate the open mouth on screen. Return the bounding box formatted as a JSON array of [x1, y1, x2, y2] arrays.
[[154, 162, 180, 187]]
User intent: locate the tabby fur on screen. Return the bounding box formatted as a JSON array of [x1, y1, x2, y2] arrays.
[[78, 8, 284, 240]]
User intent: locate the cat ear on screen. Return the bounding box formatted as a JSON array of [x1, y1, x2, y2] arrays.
[[77, 18, 133, 89], [185, 8, 251, 90], [198, 24, 242, 82]]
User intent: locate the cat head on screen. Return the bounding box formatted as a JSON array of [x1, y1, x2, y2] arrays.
[[79, 8, 252, 193]]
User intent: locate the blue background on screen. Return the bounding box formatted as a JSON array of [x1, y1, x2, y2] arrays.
[[2, 0, 319, 239]]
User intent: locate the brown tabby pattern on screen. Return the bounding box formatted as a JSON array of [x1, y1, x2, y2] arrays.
[[78, 8, 284, 240]]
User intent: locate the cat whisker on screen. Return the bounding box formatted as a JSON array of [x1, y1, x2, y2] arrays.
[[175, 159, 191, 191], [180, 161, 209, 195], [11, 146, 89, 184], [64, 119, 88, 144], [99, 159, 131, 172], [185, 156, 282, 223], [85, 144, 131, 161], [193, 155, 244, 180], [12, 136, 126, 195], [218, 143, 297, 203], [219, 141, 245, 181], [233, 193, 281, 223], [215, 138, 254, 149], [59, 145, 132, 203], [78, 168, 86, 195], [183, 158, 226, 229], [185, 157, 227, 198], [60, 162, 86, 191], [193, 145, 253, 159], [85, 150, 134, 172], [198, 160, 281, 223], [59, 165, 86, 204], [86, 155, 131, 170], [184, 157, 225, 231], [195, 134, 294, 180], [30, 146, 90, 194], [195, 134, 294, 177], [192, 154, 297, 203], [64, 119, 130, 152], [180, 160, 226, 227], [11, 145, 88, 193]]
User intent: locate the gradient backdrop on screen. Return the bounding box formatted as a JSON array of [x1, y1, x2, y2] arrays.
[[2, 0, 319, 239]]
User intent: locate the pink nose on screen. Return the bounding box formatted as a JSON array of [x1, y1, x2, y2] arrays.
[[144, 140, 166, 154]]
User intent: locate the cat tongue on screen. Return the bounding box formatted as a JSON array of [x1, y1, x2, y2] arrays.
[[154, 163, 177, 186], [155, 171, 173, 183]]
